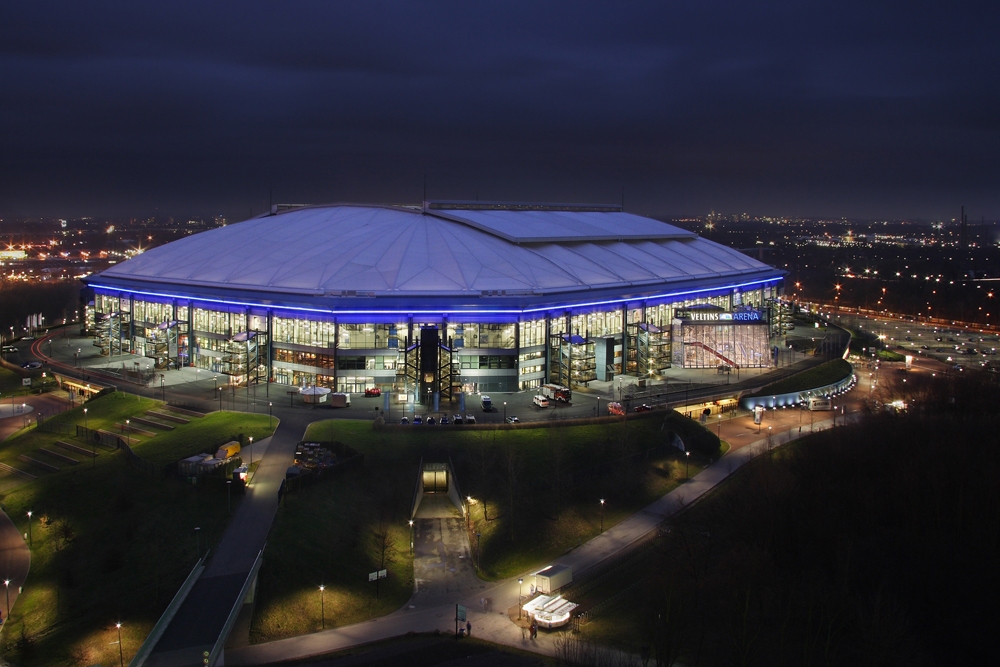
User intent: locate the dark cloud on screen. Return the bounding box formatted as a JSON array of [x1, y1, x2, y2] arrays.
[[0, 1, 997, 220]]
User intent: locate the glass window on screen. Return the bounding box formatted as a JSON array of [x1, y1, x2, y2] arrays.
[[272, 316, 336, 347], [519, 318, 546, 347]]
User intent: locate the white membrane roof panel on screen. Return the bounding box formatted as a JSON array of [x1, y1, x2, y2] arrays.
[[94, 204, 778, 298], [429, 208, 696, 243]]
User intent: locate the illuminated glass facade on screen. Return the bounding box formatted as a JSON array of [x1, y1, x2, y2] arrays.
[[88, 279, 781, 393]]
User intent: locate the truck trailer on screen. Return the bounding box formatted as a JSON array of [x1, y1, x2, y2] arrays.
[[533, 564, 573, 594]]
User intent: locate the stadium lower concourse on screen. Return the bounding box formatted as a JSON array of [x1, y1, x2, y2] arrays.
[[81, 202, 785, 400]]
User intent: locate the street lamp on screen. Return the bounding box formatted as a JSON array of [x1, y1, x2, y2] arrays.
[[319, 584, 326, 629], [26, 510, 33, 547], [125, 419, 130, 445], [213, 376, 218, 393], [84, 407, 94, 467], [600, 498, 605, 533], [685, 451, 690, 480], [269, 401, 273, 429], [718, 413, 722, 439], [4, 579, 10, 620], [116, 622, 124, 667], [503, 401, 507, 422], [409, 519, 414, 554], [518, 577, 524, 619], [248, 436, 253, 467], [218, 386, 223, 411]]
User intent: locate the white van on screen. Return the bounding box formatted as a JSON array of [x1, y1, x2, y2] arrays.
[[533, 395, 550, 408], [808, 397, 832, 411]]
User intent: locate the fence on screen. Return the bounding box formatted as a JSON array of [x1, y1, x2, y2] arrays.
[[120, 440, 161, 478], [74, 425, 161, 479]]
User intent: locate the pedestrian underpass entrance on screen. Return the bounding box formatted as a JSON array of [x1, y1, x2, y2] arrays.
[[408, 459, 482, 607], [422, 462, 449, 493]]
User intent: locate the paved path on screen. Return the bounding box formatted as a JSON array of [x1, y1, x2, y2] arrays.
[[225, 403, 855, 665], [144, 410, 316, 666]]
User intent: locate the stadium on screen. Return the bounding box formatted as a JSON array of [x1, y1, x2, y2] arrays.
[[82, 202, 784, 400]]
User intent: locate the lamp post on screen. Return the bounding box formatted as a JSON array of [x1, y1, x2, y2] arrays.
[[125, 419, 130, 445], [685, 451, 690, 480], [160, 374, 165, 401], [269, 401, 273, 429], [503, 401, 507, 422], [194, 526, 201, 559], [4, 579, 10, 620], [248, 436, 253, 467], [409, 519, 414, 554], [26, 510, 33, 547], [518, 577, 524, 619], [116, 622, 124, 667], [718, 413, 722, 440], [213, 376, 217, 393], [767, 425, 772, 456], [218, 386, 223, 411], [319, 584, 326, 629], [600, 498, 605, 533]]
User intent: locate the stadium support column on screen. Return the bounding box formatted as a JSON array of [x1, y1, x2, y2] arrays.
[[128, 294, 136, 353], [266, 310, 273, 390], [333, 321, 339, 389], [543, 315, 552, 385], [186, 301, 195, 367], [620, 304, 628, 378]]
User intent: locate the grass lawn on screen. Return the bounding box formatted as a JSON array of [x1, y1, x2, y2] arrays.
[[251, 411, 714, 643], [0, 365, 53, 398], [0, 392, 275, 665], [747, 358, 853, 397]]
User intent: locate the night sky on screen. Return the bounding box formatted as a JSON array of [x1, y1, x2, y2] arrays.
[[2, 1, 997, 221]]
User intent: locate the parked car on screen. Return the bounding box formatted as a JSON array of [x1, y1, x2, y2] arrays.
[[439, 415, 450, 425], [21, 361, 41, 369], [505, 416, 520, 424], [364, 387, 382, 397], [400, 417, 409, 424], [481, 395, 493, 411], [426, 416, 436, 425], [633, 404, 653, 412], [465, 415, 476, 424], [413, 415, 423, 425], [453, 414, 463, 424]]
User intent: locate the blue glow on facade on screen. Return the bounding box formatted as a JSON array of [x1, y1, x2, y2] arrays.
[[88, 277, 782, 318]]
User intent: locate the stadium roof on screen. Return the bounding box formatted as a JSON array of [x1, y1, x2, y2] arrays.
[[89, 203, 782, 310]]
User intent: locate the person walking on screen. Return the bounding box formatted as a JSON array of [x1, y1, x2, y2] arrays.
[[466, 620, 472, 637]]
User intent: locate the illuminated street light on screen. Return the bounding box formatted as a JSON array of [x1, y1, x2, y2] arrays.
[[600, 498, 605, 532], [116, 622, 124, 667], [518, 577, 524, 619], [319, 584, 326, 629]]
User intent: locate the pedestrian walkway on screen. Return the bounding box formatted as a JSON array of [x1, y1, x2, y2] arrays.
[[224, 408, 848, 665]]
